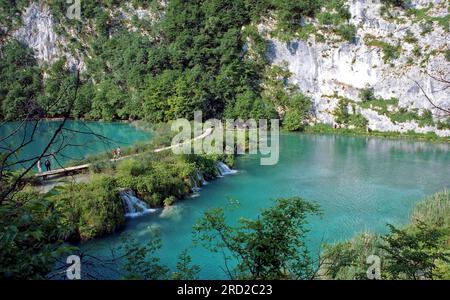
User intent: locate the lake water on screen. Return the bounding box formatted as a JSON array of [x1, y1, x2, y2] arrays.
[[80, 133, 450, 279], [0, 120, 152, 170]]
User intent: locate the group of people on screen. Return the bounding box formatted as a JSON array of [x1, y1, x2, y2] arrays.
[[36, 158, 52, 173], [112, 146, 122, 160], [36, 146, 123, 174]]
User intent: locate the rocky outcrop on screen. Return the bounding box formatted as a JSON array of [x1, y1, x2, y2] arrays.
[[13, 3, 58, 64], [9, 0, 449, 136], [265, 0, 449, 136], [12, 2, 83, 70]]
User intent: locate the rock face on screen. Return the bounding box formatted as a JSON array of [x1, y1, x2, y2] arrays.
[[13, 2, 82, 70], [13, 3, 58, 64], [266, 0, 449, 136], [10, 1, 449, 136]]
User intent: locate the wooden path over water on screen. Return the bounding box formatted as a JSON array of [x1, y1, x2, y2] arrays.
[[35, 128, 213, 179]]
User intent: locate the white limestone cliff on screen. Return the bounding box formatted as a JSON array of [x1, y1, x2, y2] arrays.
[[265, 0, 449, 136], [10, 0, 450, 136]]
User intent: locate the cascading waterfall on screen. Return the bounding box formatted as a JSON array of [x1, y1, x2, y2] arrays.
[[190, 175, 201, 192], [196, 170, 207, 185], [216, 161, 238, 177], [189, 164, 235, 198], [119, 190, 156, 218]]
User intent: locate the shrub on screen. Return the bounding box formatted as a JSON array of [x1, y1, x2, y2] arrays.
[[445, 50, 450, 62], [359, 87, 376, 102], [365, 38, 402, 63], [436, 120, 450, 130], [164, 196, 176, 207], [412, 46, 421, 57], [411, 190, 450, 227], [337, 24, 357, 43], [404, 30, 418, 44], [381, 0, 410, 9], [50, 176, 125, 240], [283, 109, 304, 131], [348, 114, 369, 129]]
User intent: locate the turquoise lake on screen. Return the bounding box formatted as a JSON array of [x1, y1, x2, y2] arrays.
[[3, 122, 449, 279], [79, 132, 450, 279], [0, 120, 151, 170]]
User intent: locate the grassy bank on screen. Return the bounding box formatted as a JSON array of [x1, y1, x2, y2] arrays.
[[304, 124, 450, 143], [321, 190, 450, 279]]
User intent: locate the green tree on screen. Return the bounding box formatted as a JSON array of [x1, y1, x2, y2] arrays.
[[121, 233, 170, 280], [40, 58, 79, 117], [172, 249, 201, 280], [194, 197, 321, 279], [381, 222, 450, 280], [0, 40, 43, 120], [0, 188, 75, 279]]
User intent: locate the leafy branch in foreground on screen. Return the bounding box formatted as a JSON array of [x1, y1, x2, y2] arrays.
[[321, 190, 450, 280], [120, 232, 200, 280], [193, 197, 321, 280], [381, 222, 450, 280]]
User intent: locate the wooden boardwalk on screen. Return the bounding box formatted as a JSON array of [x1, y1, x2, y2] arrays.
[[35, 128, 213, 179], [36, 164, 90, 179]]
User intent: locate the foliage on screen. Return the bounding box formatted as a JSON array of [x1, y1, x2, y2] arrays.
[[40, 58, 80, 117], [336, 24, 357, 42], [358, 92, 433, 127], [364, 35, 402, 63], [436, 119, 450, 130], [116, 154, 194, 207], [322, 233, 384, 279], [172, 249, 201, 280], [359, 87, 376, 103], [411, 190, 450, 228], [194, 197, 321, 279], [0, 188, 75, 279], [261, 65, 312, 131], [0, 0, 30, 32], [120, 232, 200, 280], [120, 233, 170, 280], [404, 29, 418, 44], [333, 98, 368, 129], [381, 222, 450, 280], [0, 40, 43, 120], [283, 93, 313, 131], [304, 123, 448, 143], [49, 176, 125, 240], [381, 0, 411, 9], [1, 0, 361, 124], [321, 190, 450, 280]]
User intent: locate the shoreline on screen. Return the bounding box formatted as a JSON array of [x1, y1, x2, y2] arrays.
[[302, 124, 450, 144]]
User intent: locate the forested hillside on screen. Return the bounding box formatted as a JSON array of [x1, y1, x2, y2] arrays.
[[1, 0, 448, 136], [0, 0, 357, 126]]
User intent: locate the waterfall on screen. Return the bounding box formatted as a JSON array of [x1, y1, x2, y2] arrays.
[[119, 190, 156, 218], [216, 162, 238, 177], [190, 175, 201, 192], [196, 170, 207, 185]]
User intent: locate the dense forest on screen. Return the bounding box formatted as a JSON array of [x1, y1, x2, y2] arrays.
[[0, 0, 365, 128]]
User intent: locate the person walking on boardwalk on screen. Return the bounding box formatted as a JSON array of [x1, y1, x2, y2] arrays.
[[44, 158, 51, 172], [117, 146, 122, 159], [37, 159, 42, 173], [112, 149, 117, 160]]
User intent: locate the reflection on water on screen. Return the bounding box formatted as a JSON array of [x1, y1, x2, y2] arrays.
[[160, 205, 185, 222]]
